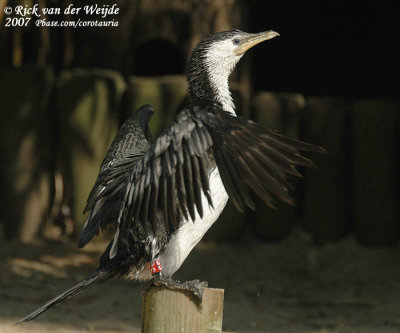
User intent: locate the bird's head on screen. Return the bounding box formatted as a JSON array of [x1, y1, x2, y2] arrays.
[[188, 29, 279, 113], [201, 29, 279, 60]]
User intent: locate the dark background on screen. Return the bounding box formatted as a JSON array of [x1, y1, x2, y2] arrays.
[[1, 0, 399, 246], [250, 1, 399, 98], [1, 1, 400, 331], [2, 1, 399, 96], [0, 0, 399, 250]]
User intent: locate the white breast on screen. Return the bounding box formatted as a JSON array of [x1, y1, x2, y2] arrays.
[[158, 166, 228, 277], [132, 166, 228, 280]]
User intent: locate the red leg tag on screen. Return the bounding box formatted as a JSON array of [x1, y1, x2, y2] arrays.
[[148, 259, 163, 274]]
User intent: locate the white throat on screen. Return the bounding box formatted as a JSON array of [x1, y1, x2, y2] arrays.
[[209, 72, 236, 115], [205, 42, 243, 116]]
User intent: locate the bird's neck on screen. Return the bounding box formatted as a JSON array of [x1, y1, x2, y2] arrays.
[[208, 72, 236, 115], [188, 56, 239, 116]]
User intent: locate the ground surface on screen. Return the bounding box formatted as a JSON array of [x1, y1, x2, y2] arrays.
[[1, 228, 400, 333]]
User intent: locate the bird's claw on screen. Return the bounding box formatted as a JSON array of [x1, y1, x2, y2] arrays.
[[144, 276, 208, 301]]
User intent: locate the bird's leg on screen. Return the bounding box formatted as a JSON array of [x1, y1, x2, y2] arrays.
[[152, 276, 208, 301], [144, 259, 208, 301]]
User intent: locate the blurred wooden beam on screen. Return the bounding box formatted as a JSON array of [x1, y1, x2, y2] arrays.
[[0, 0, 8, 26], [352, 99, 400, 246], [302, 97, 353, 244]]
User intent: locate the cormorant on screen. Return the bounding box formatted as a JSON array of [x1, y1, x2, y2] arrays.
[[19, 29, 324, 323]]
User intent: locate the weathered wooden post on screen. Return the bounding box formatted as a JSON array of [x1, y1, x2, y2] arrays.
[[352, 99, 400, 246], [251, 92, 306, 240], [302, 97, 353, 244], [0, 67, 53, 241], [142, 286, 224, 333], [55, 69, 126, 231]]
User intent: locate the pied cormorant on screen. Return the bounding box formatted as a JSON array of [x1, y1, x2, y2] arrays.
[[19, 29, 325, 323]]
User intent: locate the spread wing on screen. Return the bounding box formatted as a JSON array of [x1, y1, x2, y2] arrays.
[[77, 105, 154, 248], [206, 109, 325, 211], [110, 103, 325, 258]]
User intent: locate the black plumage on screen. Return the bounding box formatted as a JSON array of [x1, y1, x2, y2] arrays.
[[108, 103, 322, 260], [19, 29, 325, 324], [77, 104, 154, 248]]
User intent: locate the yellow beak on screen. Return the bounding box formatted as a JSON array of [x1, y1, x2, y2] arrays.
[[235, 30, 280, 55]]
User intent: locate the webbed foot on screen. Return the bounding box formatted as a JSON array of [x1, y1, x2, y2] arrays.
[[144, 273, 208, 301]]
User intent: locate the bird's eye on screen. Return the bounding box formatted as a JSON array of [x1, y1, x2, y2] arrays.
[[233, 38, 241, 45]]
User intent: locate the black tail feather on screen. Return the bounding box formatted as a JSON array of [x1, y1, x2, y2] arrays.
[[17, 269, 113, 324]]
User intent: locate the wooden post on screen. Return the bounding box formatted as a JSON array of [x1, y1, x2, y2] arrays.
[[0, 67, 53, 241], [142, 287, 224, 333], [352, 99, 400, 246], [56, 69, 125, 230], [251, 92, 306, 241], [302, 97, 353, 244]]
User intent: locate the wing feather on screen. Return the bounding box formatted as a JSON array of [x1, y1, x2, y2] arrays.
[[105, 104, 324, 258], [78, 105, 153, 248]]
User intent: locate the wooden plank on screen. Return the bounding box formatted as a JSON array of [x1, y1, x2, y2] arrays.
[[251, 92, 306, 240], [56, 69, 126, 230], [0, 66, 53, 241], [302, 97, 353, 244], [352, 99, 400, 245], [142, 286, 224, 333]]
